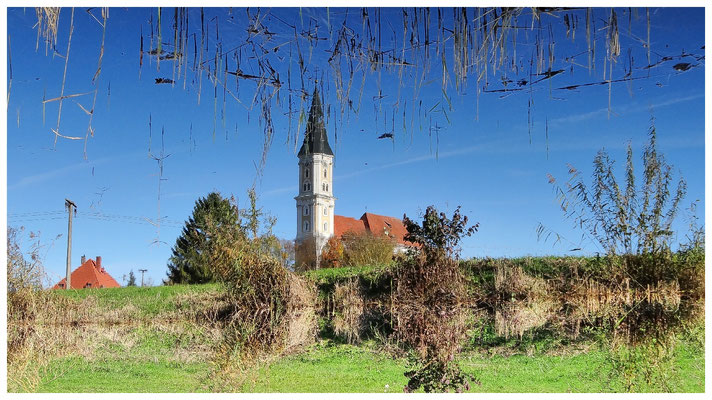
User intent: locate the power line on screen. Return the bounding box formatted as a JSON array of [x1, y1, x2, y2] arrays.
[[8, 210, 65, 217], [9, 211, 184, 227]]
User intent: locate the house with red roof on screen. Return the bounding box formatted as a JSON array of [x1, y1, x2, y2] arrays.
[[52, 256, 120, 289]]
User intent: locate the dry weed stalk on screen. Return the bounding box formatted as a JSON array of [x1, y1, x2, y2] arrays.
[[332, 278, 365, 344]]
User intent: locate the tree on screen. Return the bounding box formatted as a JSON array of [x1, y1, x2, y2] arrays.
[[126, 270, 137, 287], [544, 122, 687, 255], [320, 236, 345, 268], [7, 226, 49, 292], [165, 192, 241, 284]]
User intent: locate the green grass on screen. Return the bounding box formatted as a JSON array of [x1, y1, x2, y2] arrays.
[[50, 283, 223, 317], [238, 342, 408, 393], [236, 338, 704, 393], [37, 357, 212, 393], [302, 264, 392, 283], [32, 338, 704, 393]]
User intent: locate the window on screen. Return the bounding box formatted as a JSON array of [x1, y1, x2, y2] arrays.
[[305, 168, 309, 178], [322, 182, 326, 191], [323, 169, 327, 178], [303, 182, 311, 192], [303, 206, 310, 216], [323, 207, 327, 216], [303, 221, 310, 232], [326, 183, 329, 192], [323, 222, 327, 231]]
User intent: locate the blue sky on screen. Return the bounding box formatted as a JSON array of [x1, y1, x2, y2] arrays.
[[5, 7, 705, 287]]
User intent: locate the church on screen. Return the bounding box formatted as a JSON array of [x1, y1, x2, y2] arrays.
[[295, 87, 410, 268]]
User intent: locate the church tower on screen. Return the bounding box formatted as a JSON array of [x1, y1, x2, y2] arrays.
[[295, 87, 335, 268]]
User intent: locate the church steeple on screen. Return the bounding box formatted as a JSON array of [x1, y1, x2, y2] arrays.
[[298, 87, 333, 156], [295, 86, 335, 269]]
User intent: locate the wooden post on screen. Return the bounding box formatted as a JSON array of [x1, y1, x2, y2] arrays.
[[65, 199, 76, 290], [139, 269, 148, 287]]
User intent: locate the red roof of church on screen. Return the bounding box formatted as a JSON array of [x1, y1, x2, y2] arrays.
[[52, 256, 120, 289], [334, 212, 411, 246]]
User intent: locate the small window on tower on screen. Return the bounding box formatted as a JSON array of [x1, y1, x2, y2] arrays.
[[304, 221, 310, 232], [324, 169, 327, 178], [323, 222, 327, 231], [326, 184, 329, 192], [323, 207, 327, 216], [305, 169, 309, 178], [322, 182, 326, 191]]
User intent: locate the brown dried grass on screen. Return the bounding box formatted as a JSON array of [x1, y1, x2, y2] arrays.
[[331, 278, 365, 344], [493, 265, 558, 339]]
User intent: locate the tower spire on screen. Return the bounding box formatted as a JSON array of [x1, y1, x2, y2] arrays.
[[298, 87, 333, 156]]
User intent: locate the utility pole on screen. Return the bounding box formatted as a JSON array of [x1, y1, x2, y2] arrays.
[[64, 199, 77, 290], [138, 269, 148, 287]]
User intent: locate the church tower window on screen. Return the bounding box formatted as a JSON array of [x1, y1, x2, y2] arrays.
[[303, 221, 310, 232]]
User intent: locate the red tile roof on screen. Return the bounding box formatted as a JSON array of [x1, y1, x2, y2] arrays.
[[52, 257, 120, 289], [361, 213, 410, 246], [334, 215, 367, 237], [334, 212, 411, 246]]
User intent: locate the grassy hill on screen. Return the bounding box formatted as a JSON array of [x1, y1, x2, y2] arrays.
[[8, 261, 705, 393]]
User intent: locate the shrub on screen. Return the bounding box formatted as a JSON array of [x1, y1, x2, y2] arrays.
[[341, 231, 395, 267], [320, 236, 344, 268], [544, 121, 687, 256], [393, 206, 479, 393], [198, 211, 316, 366]]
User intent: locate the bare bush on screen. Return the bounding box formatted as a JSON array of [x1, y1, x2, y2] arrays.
[[393, 206, 479, 393], [200, 215, 317, 368]]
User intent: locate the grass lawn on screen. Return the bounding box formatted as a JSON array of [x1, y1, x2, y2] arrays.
[[236, 339, 703, 393], [238, 342, 409, 393], [37, 357, 212, 393]]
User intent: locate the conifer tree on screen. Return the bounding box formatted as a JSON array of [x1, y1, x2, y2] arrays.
[[126, 270, 137, 286], [165, 192, 240, 284]]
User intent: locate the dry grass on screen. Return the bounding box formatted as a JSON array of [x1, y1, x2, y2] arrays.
[[7, 287, 228, 392], [331, 278, 365, 344], [493, 264, 558, 339]]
